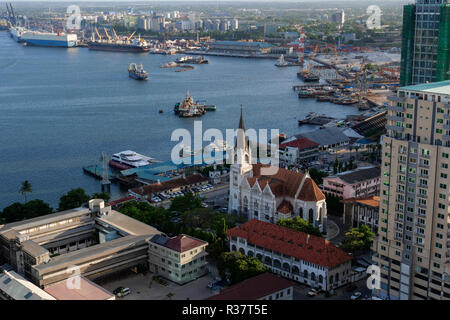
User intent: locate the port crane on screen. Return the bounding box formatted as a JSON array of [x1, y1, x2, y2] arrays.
[[126, 31, 136, 42], [112, 28, 119, 41], [94, 27, 102, 41], [304, 43, 319, 74], [104, 27, 111, 42]]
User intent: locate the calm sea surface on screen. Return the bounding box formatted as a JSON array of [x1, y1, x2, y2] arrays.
[[0, 31, 362, 208]]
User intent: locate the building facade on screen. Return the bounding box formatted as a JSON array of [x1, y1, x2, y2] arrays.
[[227, 220, 352, 291], [148, 234, 208, 285], [342, 196, 380, 233], [206, 273, 293, 300], [322, 166, 381, 199], [373, 81, 450, 300], [400, 0, 450, 86], [279, 137, 320, 167], [228, 110, 327, 233]]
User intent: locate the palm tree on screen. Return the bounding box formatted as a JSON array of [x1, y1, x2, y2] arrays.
[[19, 180, 32, 203]]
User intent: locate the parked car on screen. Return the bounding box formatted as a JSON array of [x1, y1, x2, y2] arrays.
[[350, 292, 362, 300], [114, 287, 131, 297], [307, 288, 319, 297]]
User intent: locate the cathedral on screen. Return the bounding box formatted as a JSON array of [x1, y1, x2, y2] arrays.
[[228, 109, 328, 234]]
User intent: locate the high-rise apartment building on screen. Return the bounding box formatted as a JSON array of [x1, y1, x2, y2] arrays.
[[373, 81, 450, 300], [400, 0, 450, 86]]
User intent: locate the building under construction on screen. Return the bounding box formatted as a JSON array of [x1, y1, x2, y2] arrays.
[[400, 0, 450, 86]]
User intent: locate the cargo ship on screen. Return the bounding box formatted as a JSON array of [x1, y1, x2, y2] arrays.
[[297, 71, 320, 82], [87, 29, 150, 53], [9, 26, 25, 42], [20, 30, 77, 47], [175, 55, 208, 64], [128, 63, 148, 80]]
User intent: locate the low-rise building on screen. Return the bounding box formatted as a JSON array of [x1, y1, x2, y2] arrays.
[[286, 127, 351, 151], [227, 219, 352, 291], [342, 196, 380, 232], [44, 276, 115, 300], [129, 173, 208, 199], [149, 234, 208, 285], [206, 272, 293, 300], [279, 137, 320, 166], [208, 41, 274, 55], [322, 166, 381, 199], [0, 270, 56, 300], [0, 200, 161, 288]]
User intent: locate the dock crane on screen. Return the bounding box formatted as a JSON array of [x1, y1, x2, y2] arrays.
[[126, 31, 136, 42], [95, 27, 102, 41], [104, 27, 111, 42], [304, 43, 319, 74], [112, 28, 119, 41]]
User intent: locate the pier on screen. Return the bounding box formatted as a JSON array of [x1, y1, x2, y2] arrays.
[[83, 165, 117, 181]]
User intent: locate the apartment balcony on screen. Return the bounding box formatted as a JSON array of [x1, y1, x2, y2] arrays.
[[444, 103, 450, 109], [444, 113, 450, 120], [443, 124, 450, 131], [443, 135, 450, 141], [386, 125, 404, 132], [387, 96, 406, 103], [386, 115, 405, 122]]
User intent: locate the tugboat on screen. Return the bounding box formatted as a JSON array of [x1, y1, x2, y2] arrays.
[[174, 91, 206, 117], [128, 63, 148, 80]]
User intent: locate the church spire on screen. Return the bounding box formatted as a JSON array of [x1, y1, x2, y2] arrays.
[[237, 105, 248, 151], [239, 105, 245, 131]]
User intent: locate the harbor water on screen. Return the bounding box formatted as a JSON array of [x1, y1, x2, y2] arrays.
[[0, 32, 362, 208]]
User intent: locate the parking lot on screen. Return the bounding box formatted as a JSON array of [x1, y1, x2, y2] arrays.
[[97, 270, 219, 300], [149, 183, 216, 204]]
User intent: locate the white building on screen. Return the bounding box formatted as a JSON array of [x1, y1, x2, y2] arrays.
[[227, 219, 353, 291], [228, 110, 328, 233]]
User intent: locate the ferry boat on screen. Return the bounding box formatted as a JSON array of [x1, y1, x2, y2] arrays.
[[161, 61, 178, 68], [110, 150, 157, 168], [298, 89, 315, 98], [128, 63, 148, 80]]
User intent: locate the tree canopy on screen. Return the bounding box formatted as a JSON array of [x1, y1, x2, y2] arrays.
[[19, 180, 33, 202], [340, 224, 375, 253], [277, 217, 323, 237], [58, 188, 91, 211], [169, 192, 202, 212], [216, 251, 267, 285], [0, 199, 53, 223]]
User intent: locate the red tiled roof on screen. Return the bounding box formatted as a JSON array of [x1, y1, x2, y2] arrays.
[[277, 200, 293, 214], [226, 219, 352, 268], [164, 234, 207, 253], [341, 196, 380, 208], [280, 137, 319, 150], [106, 196, 136, 207], [130, 174, 208, 196], [297, 178, 326, 201], [205, 273, 293, 300], [248, 164, 325, 202]]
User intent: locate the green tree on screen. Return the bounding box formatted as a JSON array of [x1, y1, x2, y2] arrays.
[[277, 217, 323, 237], [19, 180, 32, 203], [216, 251, 267, 285], [169, 192, 202, 213], [1, 199, 53, 223], [340, 224, 375, 253], [92, 192, 111, 202], [308, 168, 328, 185], [58, 188, 91, 211]]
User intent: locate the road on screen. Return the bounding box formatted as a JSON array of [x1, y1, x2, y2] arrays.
[[293, 278, 372, 300]]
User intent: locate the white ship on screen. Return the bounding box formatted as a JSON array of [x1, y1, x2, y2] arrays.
[[275, 54, 289, 67], [20, 29, 77, 47], [9, 26, 26, 42], [111, 150, 158, 168]]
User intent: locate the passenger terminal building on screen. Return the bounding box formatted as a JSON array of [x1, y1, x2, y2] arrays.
[[0, 199, 161, 288]]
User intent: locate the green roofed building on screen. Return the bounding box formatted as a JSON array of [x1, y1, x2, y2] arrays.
[[400, 0, 450, 86]]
